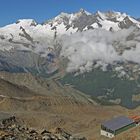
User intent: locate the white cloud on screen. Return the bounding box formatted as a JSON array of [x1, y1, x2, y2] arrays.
[[60, 27, 140, 73]]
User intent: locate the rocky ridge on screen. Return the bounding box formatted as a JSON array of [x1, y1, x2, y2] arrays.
[[0, 115, 86, 140]]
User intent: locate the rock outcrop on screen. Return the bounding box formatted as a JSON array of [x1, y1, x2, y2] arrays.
[[0, 115, 87, 140]]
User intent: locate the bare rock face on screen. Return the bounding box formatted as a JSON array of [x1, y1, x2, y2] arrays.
[[0, 116, 87, 140]]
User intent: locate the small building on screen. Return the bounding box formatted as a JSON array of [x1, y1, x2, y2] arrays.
[[101, 116, 135, 138], [130, 115, 140, 126]]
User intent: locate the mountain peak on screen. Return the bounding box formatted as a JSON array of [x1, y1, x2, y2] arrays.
[[95, 11, 106, 20], [16, 19, 37, 26], [78, 8, 91, 15]]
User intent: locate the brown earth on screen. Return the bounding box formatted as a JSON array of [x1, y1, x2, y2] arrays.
[[0, 72, 140, 140]]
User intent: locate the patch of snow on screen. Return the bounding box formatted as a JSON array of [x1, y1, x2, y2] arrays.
[[99, 20, 120, 31], [97, 11, 107, 20], [91, 23, 99, 28]]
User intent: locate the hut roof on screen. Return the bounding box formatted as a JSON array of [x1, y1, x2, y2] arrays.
[[102, 116, 134, 131]]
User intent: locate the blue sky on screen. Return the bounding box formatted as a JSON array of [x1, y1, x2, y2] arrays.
[[0, 0, 139, 27]]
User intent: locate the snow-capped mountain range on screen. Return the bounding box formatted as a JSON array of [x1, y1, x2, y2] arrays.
[[1, 9, 140, 40], [0, 9, 140, 54], [0, 9, 140, 78]]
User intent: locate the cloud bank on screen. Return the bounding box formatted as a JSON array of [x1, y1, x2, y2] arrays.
[[60, 27, 140, 73]]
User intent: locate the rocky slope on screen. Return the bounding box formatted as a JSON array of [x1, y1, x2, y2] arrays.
[[0, 71, 94, 101], [0, 114, 86, 140], [0, 72, 96, 112]]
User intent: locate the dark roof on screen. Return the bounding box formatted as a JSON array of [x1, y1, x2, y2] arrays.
[[102, 116, 134, 131]]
